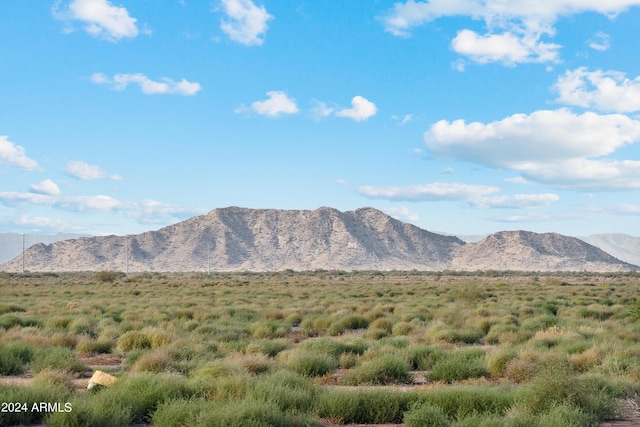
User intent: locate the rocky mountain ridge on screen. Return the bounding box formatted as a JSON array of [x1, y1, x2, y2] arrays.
[[1, 207, 637, 272]]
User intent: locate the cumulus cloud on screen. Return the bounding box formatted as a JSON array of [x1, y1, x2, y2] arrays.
[[358, 182, 500, 202], [53, 0, 138, 42], [451, 29, 560, 65], [91, 73, 202, 96], [220, 0, 273, 46], [0, 136, 40, 171], [30, 179, 61, 196], [65, 160, 122, 181], [382, 206, 420, 222], [0, 215, 83, 233], [239, 91, 299, 117], [335, 96, 378, 121], [424, 109, 640, 190], [471, 193, 559, 208], [380, 0, 640, 65], [554, 68, 640, 113], [358, 181, 559, 209], [0, 191, 204, 223]]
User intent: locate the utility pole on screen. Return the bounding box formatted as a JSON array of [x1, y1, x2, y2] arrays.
[[22, 234, 25, 274], [125, 236, 129, 275]]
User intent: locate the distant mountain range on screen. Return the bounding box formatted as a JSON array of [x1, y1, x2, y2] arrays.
[[1, 207, 637, 273], [0, 233, 89, 265]]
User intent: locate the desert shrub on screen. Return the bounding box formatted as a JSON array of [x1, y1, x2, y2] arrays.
[[195, 398, 317, 427], [327, 322, 346, 336], [338, 313, 369, 329], [285, 351, 337, 377], [486, 348, 518, 377], [404, 403, 450, 427], [68, 317, 96, 337], [118, 330, 151, 352], [428, 349, 488, 383], [421, 385, 518, 419], [251, 370, 320, 413], [32, 368, 75, 391], [392, 321, 413, 336], [76, 337, 113, 355], [300, 315, 332, 336], [406, 345, 446, 370], [256, 339, 289, 357], [0, 304, 26, 315], [32, 346, 86, 374], [431, 328, 485, 344], [131, 350, 173, 373], [316, 389, 418, 424], [0, 314, 22, 330], [46, 315, 73, 330], [534, 404, 591, 427], [342, 354, 411, 385], [50, 332, 79, 348], [0, 341, 34, 375], [95, 270, 125, 283], [1, 384, 71, 426], [152, 398, 212, 427], [231, 352, 274, 375]]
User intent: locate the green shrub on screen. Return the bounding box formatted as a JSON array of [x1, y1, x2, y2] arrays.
[[196, 399, 318, 427], [316, 389, 418, 424], [95, 270, 125, 283], [0, 313, 22, 329], [421, 385, 518, 419], [342, 354, 411, 385], [406, 345, 446, 370], [338, 313, 369, 329], [404, 403, 450, 427], [152, 398, 213, 427], [76, 338, 113, 354], [486, 348, 518, 377], [118, 330, 151, 352], [1, 385, 72, 426], [286, 351, 337, 377], [535, 404, 591, 427], [0, 341, 34, 375], [131, 350, 173, 373], [32, 346, 86, 374], [428, 350, 488, 383], [251, 370, 320, 413]]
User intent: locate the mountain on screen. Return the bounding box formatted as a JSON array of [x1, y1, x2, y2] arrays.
[[580, 234, 640, 267], [450, 230, 637, 272], [0, 207, 637, 273], [0, 233, 89, 264]]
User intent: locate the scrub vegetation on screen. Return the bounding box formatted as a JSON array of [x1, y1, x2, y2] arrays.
[[1, 270, 639, 426]]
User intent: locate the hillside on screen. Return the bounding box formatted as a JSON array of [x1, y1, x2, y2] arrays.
[[1, 207, 637, 272]]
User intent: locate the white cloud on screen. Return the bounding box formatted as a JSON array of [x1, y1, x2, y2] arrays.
[[1, 215, 83, 233], [505, 176, 529, 184], [472, 193, 559, 208], [587, 31, 610, 51], [0, 191, 204, 223], [554, 68, 640, 113], [0, 136, 40, 171], [358, 182, 499, 202], [220, 0, 273, 46], [54, 0, 138, 42], [380, 0, 640, 65], [382, 206, 420, 222], [451, 29, 560, 65], [424, 109, 640, 190], [30, 179, 61, 196], [336, 96, 378, 122], [244, 91, 299, 117], [358, 181, 559, 209], [401, 114, 412, 125], [65, 160, 122, 181], [310, 101, 334, 120], [91, 73, 202, 96]]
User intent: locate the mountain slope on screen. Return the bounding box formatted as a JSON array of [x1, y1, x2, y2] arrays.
[[0, 233, 89, 264], [1, 208, 636, 272], [580, 234, 640, 267], [451, 230, 637, 271], [0, 207, 464, 272]]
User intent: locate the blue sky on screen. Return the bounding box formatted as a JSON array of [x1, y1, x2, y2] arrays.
[[1, 0, 640, 237]]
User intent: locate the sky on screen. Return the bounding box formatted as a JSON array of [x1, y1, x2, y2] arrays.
[[1, 0, 640, 238]]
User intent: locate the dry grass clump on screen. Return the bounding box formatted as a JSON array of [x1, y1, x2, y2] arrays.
[[131, 350, 173, 373]]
